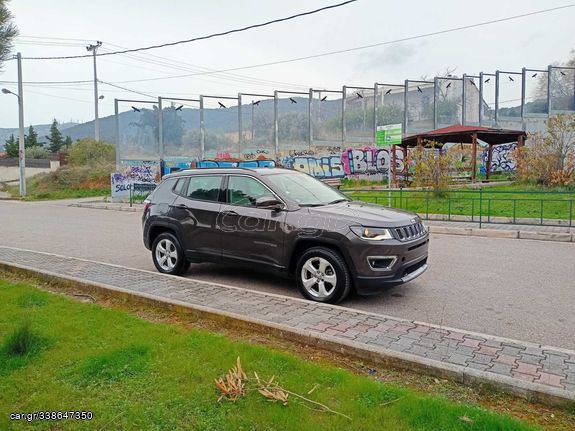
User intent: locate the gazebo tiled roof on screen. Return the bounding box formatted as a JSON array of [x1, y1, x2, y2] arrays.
[[402, 125, 527, 146]]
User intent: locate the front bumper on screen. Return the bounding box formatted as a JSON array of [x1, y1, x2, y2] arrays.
[[354, 255, 428, 295], [346, 233, 429, 295]]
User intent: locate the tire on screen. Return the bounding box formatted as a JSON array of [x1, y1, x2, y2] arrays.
[[151, 232, 190, 276], [295, 247, 351, 304]]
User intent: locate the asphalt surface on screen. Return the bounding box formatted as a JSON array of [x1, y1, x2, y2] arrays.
[[1, 199, 574, 350]]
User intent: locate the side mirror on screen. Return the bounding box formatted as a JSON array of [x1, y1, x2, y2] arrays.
[[255, 197, 283, 211]]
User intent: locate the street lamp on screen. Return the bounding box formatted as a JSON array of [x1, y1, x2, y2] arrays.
[[2, 83, 26, 197]]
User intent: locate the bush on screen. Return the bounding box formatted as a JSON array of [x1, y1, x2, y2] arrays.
[[408, 141, 453, 196], [515, 114, 575, 186], [25, 145, 50, 159], [68, 138, 115, 167]]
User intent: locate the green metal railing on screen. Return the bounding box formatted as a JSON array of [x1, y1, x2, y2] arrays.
[[343, 188, 575, 227]]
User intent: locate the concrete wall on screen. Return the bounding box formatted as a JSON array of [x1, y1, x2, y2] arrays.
[[0, 160, 60, 182]]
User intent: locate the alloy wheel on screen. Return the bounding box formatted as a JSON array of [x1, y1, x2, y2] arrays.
[[300, 257, 337, 299], [155, 238, 178, 271]]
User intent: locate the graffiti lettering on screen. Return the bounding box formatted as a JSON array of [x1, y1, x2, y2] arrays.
[[283, 155, 345, 178], [341, 147, 404, 176]]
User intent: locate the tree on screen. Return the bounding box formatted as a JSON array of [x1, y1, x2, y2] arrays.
[[46, 119, 64, 153], [4, 133, 17, 157], [534, 50, 575, 102], [24, 125, 42, 148], [63, 136, 73, 148], [0, 0, 18, 70]]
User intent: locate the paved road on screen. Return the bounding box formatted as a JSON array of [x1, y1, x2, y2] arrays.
[[1, 199, 574, 350]]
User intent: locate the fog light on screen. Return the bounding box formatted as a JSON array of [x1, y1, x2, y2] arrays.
[[367, 256, 397, 271]]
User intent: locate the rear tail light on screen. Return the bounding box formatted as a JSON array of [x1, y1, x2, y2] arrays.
[[143, 199, 151, 213]]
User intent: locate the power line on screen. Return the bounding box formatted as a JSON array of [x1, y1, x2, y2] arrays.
[[106, 4, 575, 84], [101, 45, 315, 89], [98, 80, 156, 99], [15, 1, 358, 60], [0, 79, 92, 85]]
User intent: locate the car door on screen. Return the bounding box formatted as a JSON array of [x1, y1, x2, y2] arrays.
[[219, 175, 287, 270], [170, 174, 224, 262]]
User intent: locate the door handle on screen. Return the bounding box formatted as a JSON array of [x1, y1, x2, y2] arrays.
[[170, 203, 187, 209], [221, 210, 238, 216]]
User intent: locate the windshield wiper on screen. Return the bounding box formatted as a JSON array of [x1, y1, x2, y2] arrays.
[[327, 198, 350, 205]]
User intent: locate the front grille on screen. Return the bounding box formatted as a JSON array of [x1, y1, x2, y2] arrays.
[[393, 221, 426, 242]]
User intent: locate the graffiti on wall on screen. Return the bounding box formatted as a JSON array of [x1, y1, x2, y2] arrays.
[[111, 160, 160, 199], [280, 147, 405, 179], [481, 143, 516, 172], [161, 155, 275, 175]]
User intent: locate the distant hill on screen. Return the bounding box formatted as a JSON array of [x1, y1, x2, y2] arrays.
[[1, 96, 342, 151]]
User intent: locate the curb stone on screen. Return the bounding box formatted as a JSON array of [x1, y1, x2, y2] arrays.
[[518, 231, 572, 242]]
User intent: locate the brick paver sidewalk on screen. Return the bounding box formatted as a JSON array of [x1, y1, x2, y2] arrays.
[[1, 246, 573, 402]]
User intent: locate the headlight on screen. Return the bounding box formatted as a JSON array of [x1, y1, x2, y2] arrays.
[[350, 226, 393, 241]]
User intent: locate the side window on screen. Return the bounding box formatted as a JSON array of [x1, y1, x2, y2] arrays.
[[185, 175, 222, 202], [228, 176, 275, 207], [173, 177, 188, 196]]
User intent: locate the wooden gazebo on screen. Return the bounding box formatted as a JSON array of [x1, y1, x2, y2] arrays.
[[394, 125, 527, 183]]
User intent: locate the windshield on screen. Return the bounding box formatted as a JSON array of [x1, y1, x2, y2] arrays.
[[267, 172, 350, 206]]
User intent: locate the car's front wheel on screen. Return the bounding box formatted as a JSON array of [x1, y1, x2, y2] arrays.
[[295, 247, 351, 304], [152, 232, 190, 276]]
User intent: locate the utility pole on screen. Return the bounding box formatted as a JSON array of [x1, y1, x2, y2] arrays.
[[1, 55, 25, 196], [17, 52, 26, 197], [86, 41, 102, 141]]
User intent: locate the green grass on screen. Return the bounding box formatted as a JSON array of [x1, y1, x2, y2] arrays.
[[6, 186, 109, 201], [344, 184, 575, 221], [0, 280, 538, 431]]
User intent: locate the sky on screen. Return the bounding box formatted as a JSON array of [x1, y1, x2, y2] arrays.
[[0, 0, 574, 128]]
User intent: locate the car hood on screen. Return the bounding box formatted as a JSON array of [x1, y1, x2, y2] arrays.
[[306, 201, 419, 227]]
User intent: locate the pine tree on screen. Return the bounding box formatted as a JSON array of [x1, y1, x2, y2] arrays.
[[25, 125, 41, 148], [4, 133, 18, 157], [63, 136, 73, 147], [46, 119, 64, 153]]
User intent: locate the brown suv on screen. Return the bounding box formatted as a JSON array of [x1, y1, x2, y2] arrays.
[[142, 168, 428, 303]]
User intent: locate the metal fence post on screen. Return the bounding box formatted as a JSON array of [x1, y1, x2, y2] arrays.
[[479, 188, 483, 228]]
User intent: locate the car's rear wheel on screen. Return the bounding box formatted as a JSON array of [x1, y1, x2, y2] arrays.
[[152, 232, 190, 275], [296, 247, 351, 304]]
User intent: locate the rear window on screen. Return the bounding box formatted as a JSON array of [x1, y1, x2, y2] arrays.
[[149, 178, 177, 202], [185, 175, 222, 202]]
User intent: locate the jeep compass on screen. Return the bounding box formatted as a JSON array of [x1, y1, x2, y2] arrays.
[[142, 168, 429, 303]]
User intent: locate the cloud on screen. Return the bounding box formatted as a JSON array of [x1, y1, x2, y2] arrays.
[[359, 41, 426, 73]]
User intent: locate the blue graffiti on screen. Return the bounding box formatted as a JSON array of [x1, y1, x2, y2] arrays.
[[282, 155, 345, 178], [195, 159, 276, 169]]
